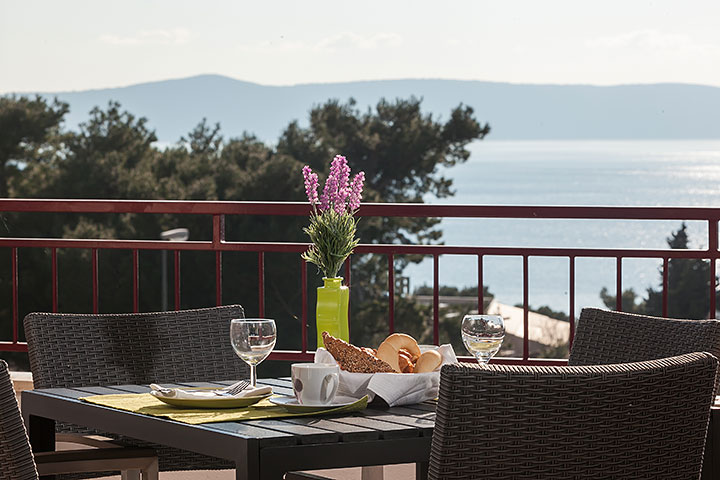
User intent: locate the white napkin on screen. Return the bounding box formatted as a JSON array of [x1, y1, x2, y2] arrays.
[[314, 344, 457, 407], [149, 384, 272, 400]]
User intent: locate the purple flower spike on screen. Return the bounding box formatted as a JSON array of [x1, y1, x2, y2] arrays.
[[302, 166, 319, 205], [348, 171, 365, 211], [304, 154, 362, 214]]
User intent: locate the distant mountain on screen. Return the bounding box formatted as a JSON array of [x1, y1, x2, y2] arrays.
[[21, 75, 720, 143]]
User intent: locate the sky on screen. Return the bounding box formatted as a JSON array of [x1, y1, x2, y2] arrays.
[[1, 0, 719, 93]]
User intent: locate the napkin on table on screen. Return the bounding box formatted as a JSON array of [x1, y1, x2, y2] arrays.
[[149, 384, 272, 400], [315, 344, 457, 407]]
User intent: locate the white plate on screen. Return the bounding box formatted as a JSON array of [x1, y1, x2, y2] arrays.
[[268, 395, 360, 413]]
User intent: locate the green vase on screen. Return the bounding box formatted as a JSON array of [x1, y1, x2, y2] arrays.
[[316, 277, 350, 347]]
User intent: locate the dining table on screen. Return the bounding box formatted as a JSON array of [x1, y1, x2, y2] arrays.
[[21, 378, 435, 480], [21, 378, 720, 480]]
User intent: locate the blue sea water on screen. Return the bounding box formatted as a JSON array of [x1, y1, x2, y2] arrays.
[[403, 140, 720, 315]]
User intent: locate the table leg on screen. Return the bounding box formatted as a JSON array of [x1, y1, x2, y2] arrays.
[[416, 461, 429, 480], [27, 415, 57, 480], [27, 414, 56, 452]]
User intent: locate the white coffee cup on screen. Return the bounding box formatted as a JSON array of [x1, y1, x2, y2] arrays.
[[291, 363, 339, 406]]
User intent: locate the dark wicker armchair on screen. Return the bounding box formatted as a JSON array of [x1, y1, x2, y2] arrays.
[[570, 307, 720, 393], [1, 360, 157, 480], [23, 305, 248, 473], [569, 307, 720, 366], [430, 352, 718, 480]]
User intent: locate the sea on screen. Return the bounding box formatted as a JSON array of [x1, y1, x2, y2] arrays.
[[403, 140, 720, 316]]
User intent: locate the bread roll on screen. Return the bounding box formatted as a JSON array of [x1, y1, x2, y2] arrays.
[[398, 349, 414, 373], [414, 349, 442, 373], [376, 333, 421, 373]]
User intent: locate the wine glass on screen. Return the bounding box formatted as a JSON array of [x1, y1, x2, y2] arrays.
[[230, 318, 277, 387], [461, 314, 505, 364]]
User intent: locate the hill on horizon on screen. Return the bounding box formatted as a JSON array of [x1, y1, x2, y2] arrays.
[[15, 75, 720, 143]]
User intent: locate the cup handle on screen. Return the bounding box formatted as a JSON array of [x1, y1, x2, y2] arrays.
[[321, 373, 339, 403]]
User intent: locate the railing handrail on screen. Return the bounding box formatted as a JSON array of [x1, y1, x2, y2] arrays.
[[2, 199, 719, 364], [2, 198, 720, 220]]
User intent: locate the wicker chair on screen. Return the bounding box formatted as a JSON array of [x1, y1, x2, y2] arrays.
[[1, 360, 158, 480], [569, 308, 720, 391], [429, 352, 718, 480], [23, 305, 248, 474]]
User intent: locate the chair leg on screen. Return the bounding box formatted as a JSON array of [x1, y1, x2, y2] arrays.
[[361, 466, 384, 480], [121, 469, 141, 480], [142, 458, 159, 480]]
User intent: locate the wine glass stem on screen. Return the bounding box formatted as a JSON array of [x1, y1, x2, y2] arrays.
[[250, 364, 257, 387]]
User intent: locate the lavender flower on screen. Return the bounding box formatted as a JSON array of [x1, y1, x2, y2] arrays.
[[301, 154, 365, 278], [348, 171, 365, 211], [302, 165, 319, 205], [333, 156, 351, 214], [304, 155, 364, 214], [319, 168, 337, 212]]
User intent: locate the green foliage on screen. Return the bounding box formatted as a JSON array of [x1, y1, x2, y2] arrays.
[[600, 223, 715, 319], [301, 210, 360, 278], [414, 284, 493, 298], [0, 95, 68, 198], [0, 94, 488, 355]]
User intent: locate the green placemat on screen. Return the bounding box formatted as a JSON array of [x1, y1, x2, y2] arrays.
[[80, 394, 368, 425]]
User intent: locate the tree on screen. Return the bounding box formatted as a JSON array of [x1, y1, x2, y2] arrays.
[[276, 98, 489, 346], [0, 96, 68, 198], [600, 223, 714, 319], [1, 95, 490, 358]]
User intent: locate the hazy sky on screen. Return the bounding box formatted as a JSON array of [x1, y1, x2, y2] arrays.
[[1, 0, 719, 93]]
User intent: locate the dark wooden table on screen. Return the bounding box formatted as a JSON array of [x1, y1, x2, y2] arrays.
[[22, 378, 434, 480], [21, 379, 720, 480]]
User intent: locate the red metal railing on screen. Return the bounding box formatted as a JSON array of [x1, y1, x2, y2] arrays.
[[1, 199, 719, 365]]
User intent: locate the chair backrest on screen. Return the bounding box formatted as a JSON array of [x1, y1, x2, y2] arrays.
[[569, 307, 720, 366], [430, 352, 718, 480], [0, 360, 39, 480], [24, 305, 248, 389]]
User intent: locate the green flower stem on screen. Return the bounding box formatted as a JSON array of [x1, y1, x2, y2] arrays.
[[302, 209, 359, 278]]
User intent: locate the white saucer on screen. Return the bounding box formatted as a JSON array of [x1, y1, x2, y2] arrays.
[[268, 395, 360, 413]]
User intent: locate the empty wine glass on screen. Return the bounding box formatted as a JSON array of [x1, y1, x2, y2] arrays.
[[230, 318, 277, 387], [461, 314, 505, 364]]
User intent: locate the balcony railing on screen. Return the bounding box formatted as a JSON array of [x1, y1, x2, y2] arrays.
[[1, 199, 719, 365]]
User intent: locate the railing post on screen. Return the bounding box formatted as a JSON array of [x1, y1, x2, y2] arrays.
[[569, 255, 575, 350], [258, 252, 265, 317], [92, 248, 98, 313], [214, 215, 225, 307], [616, 257, 623, 312], [11, 248, 18, 344], [174, 250, 181, 310], [477, 254, 484, 315], [215, 251, 222, 307], [522, 255, 529, 361], [132, 249, 139, 313], [710, 219, 718, 319], [662, 257, 669, 317], [433, 254, 439, 345], [388, 254, 395, 334], [51, 247, 58, 313]]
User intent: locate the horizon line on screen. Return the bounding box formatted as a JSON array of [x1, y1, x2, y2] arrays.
[[4, 73, 720, 96]]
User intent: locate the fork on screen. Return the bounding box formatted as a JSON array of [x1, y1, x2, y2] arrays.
[[214, 380, 250, 396]]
